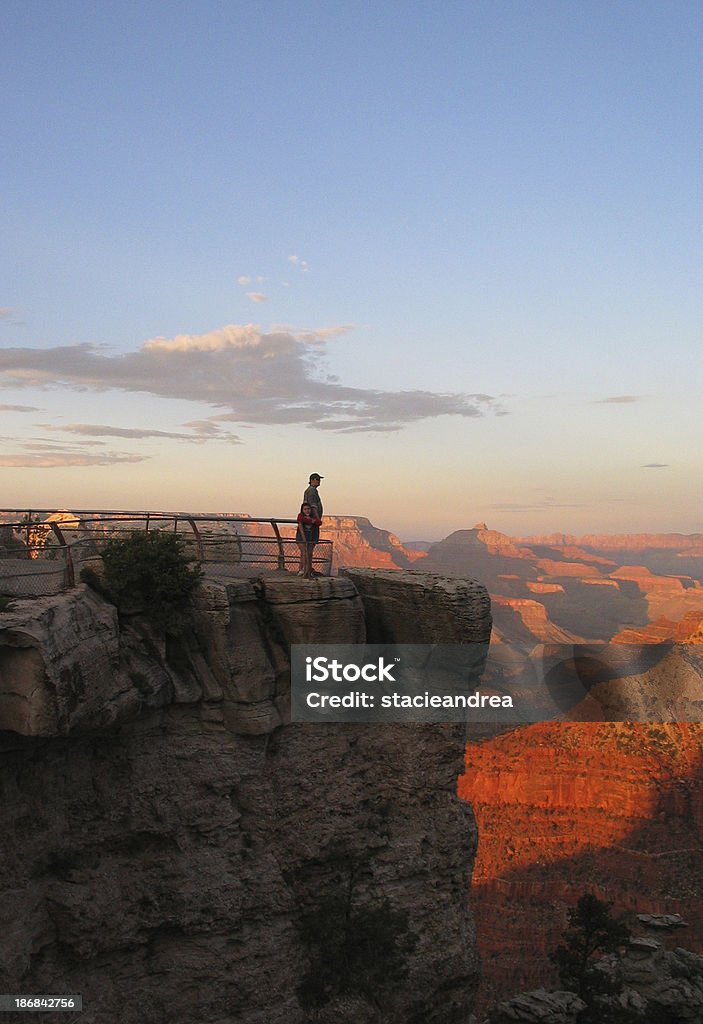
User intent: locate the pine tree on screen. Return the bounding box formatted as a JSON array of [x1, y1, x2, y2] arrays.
[[550, 893, 631, 1023]]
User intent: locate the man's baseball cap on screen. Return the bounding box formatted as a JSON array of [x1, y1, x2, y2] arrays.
[[309, 473, 324, 480]]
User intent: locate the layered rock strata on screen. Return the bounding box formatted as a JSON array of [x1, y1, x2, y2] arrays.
[[0, 569, 490, 1024], [460, 722, 703, 1009]]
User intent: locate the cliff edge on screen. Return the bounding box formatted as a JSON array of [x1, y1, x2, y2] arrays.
[[0, 570, 491, 1024]]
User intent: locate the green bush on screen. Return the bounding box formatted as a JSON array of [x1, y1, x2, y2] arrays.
[[97, 530, 201, 635]]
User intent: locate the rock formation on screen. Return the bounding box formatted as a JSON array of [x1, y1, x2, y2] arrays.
[[340, 568, 491, 644], [0, 568, 491, 1024], [321, 516, 427, 571], [485, 989, 585, 1024], [474, 939, 703, 1023]]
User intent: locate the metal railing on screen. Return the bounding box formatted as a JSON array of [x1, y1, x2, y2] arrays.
[[0, 510, 333, 598]]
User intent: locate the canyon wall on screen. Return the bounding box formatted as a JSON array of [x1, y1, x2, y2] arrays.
[[328, 525, 703, 1014], [461, 721, 703, 1009], [0, 570, 490, 1024]]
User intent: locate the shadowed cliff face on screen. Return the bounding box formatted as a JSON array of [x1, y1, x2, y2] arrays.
[[0, 570, 490, 1024], [460, 721, 703, 1010], [273, 525, 703, 1019]]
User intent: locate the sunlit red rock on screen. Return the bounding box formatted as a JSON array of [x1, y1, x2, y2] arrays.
[[320, 515, 427, 570], [460, 722, 703, 1010]]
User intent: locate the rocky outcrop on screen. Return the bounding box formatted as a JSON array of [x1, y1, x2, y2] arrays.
[[194, 575, 365, 733], [421, 529, 538, 589], [477, 941, 703, 1023], [486, 989, 585, 1024], [0, 568, 488, 1024], [597, 939, 703, 1020], [489, 596, 581, 645], [0, 576, 365, 738], [340, 568, 491, 643]]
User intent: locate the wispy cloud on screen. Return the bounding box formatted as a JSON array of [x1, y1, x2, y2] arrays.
[[270, 324, 356, 343], [181, 419, 241, 442], [0, 403, 40, 412], [39, 421, 241, 445], [641, 462, 669, 468], [0, 324, 501, 433], [245, 291, 268, 303], [593, 395, 641, 404], [0, 452, 147, 467], [22, 440, 107, 449], [0, 308, 23, 326]]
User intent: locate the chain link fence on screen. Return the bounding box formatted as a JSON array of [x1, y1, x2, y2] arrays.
[[0, 523, 73, 598]]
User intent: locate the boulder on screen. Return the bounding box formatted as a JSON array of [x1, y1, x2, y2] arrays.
[[488, 988, 585, 1023]]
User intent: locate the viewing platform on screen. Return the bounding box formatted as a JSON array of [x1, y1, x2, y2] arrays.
[[0, 510, 333, 598]]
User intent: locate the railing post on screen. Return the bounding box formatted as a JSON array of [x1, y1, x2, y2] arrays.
[[271, 520, 285, 570], [64, 544, 75, 588], [49, 522, 67, 547], [186, 517, 204, 561]]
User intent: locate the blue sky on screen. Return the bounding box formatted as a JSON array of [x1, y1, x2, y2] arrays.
[[2, 1, 701, 537]]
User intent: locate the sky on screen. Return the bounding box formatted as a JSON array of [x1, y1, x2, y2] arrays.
[[2, 1, 702, 539]]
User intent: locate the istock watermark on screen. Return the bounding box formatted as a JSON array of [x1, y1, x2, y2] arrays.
[[293, 644, 506, 723], [291, 642, 703, 724]]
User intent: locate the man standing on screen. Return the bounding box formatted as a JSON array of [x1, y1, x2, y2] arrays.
[[302, 473, 323, 575]]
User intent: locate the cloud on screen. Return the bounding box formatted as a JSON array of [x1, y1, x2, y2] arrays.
[[23, 440, 107, 449], [0, 452, 147, 467], [237, 276, 251, 285], [245, 292, 268, 303], [0, 324, 501, 433], [143, 324, 262, 352], [181, 420, 241, 443], [593, 395, 641, 404], [39, 421, 241, 445], [270, 324, 356, 343], [297, 325, 355, 343], [0, 403, 40, 412], [641, 463, 669, 468], [287, 255, 309, 271], [0, 308, 23, 326]]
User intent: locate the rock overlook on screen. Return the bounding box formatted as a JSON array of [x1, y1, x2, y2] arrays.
[[0, 568, 491, 1024]]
